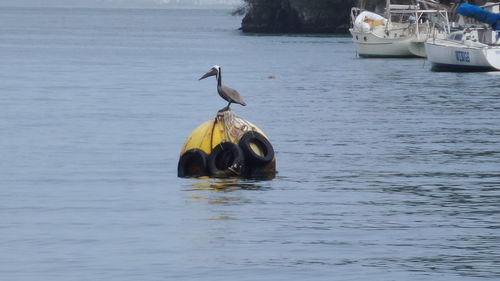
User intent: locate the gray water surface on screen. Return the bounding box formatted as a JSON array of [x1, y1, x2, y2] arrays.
[[0, 7, 499, 281]]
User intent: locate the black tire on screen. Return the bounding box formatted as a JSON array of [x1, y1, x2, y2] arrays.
[[239, 131, 274, 166], [207, 142, 245, 177], [177, 149, 209, 178]]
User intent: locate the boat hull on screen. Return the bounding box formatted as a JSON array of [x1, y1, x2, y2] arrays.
[[350, 29, 420, 58], [408, 41, 427, 58], [425, 40, 500, 71]]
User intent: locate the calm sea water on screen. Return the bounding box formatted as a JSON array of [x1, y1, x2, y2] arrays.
[[0, 7, 499, 281]]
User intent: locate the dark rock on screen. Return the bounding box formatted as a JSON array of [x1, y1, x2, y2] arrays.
[[240, 0, 357, 34]]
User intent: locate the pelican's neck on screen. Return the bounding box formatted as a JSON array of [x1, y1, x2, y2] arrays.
[[216, 68, 222, 86]]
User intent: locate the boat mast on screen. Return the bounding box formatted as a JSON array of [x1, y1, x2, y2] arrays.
[[358, 0, 365, 9], [415, 0, 419, 39], [386, 0, 391, 19], [385, 0, 391, 30]]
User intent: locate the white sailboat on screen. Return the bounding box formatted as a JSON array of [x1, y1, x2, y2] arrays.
[[349, 0, 449, 58], [425, 3, 500, 71]]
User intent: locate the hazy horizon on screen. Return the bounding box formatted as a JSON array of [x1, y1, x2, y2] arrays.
[[0, 0, 243, 8]]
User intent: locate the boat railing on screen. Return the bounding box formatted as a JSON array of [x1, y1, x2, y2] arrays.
[[350, 7, 362, 28], [390, 8, 450, 37], [389, 4, 420, 10]]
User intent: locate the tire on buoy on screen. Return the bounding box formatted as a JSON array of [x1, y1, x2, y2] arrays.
[[239, 131, 274, 166], [177, 149, 209, 177], [207, 142, 245, 177]]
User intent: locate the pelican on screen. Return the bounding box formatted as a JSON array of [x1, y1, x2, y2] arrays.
[[199, 65, 246, 111]]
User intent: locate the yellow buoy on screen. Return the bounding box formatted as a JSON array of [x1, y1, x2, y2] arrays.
[[178, 110, 276, 179]]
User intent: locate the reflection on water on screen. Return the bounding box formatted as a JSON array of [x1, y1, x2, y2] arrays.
[[189, 178, 270, 192]]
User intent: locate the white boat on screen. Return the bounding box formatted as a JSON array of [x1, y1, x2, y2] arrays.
[[349, 0, 450, 58], [425, 29, 500, 71], [425, 3, 500, 71]]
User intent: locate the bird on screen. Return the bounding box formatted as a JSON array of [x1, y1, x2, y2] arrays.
[[199, 65, 246, 111]]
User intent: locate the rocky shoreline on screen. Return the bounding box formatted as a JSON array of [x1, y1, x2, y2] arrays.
[[238, 0, 357, 34]]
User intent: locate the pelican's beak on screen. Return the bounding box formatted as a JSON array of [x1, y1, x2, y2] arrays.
[[199, 68, 218, 80]]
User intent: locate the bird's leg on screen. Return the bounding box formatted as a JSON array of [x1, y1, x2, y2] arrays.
[[218, 102, 232, 112]]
